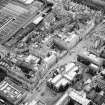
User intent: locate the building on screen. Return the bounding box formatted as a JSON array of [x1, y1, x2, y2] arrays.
[[69, 88, 91, 105], [77, 50, 104, 66], [0, 77, 27, 105]]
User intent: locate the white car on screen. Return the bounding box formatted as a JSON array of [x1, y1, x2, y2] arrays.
[[18, 0, 34, 4]]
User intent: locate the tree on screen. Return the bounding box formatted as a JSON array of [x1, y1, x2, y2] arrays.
[[62, 0, 71, 11]]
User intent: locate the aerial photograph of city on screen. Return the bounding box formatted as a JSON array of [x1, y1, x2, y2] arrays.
[[0, 0, 105, 105]]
